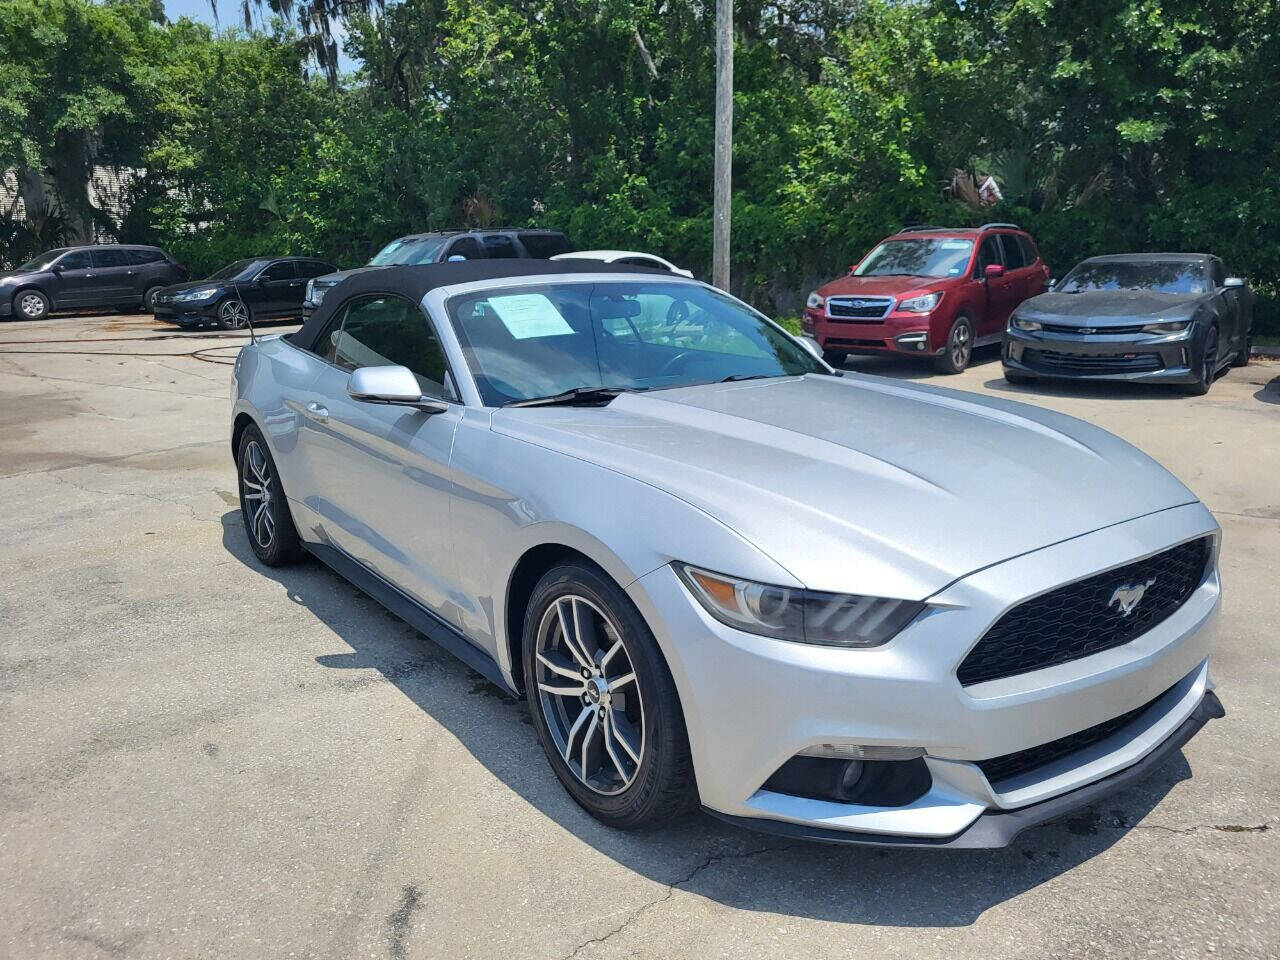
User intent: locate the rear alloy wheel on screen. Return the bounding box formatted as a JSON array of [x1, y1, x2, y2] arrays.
[[523, 563, 696, 828], [143, 285, 162, 313], [237, 425, 304, 566], [217, 298, 251, 330], [934, 315, 974, 374], [15, 289, 49, 321], [1184, 326, 1218, 396]]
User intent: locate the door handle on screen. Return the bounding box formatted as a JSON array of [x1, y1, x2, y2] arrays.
[[305, 402, 329, 423]]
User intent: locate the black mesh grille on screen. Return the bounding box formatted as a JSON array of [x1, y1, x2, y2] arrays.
[[958, 537, 1210, 687], [1024, 349, 1163, 373], [977, 682, 1174, 785]]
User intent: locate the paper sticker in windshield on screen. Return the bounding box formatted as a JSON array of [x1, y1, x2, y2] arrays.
[[489, 294, 574, 339], [941, 240, 971, 249]]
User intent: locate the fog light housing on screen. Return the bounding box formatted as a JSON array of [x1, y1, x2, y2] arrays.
[[761, 754, 932, 807], [894, 332, 930, 352]]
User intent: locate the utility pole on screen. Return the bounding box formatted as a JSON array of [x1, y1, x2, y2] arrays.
[[712, 0, 733, 291]]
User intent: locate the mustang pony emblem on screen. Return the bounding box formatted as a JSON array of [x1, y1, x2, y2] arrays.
[[1109, 578, 1157, 617]]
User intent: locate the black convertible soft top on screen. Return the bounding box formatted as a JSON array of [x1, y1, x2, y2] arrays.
[[291, 259, 670, 353]]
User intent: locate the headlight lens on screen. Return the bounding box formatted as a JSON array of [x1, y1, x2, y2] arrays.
[[1010, 315, 1042, 331], [897, 291, 941, 313], [312, 283, 330, 306], [175, 286, 219, 301], [806, 291, 825, 310], [304, 278, 315, 303], [675, 564, 925, 648], [1141, 320, 1191, 334]]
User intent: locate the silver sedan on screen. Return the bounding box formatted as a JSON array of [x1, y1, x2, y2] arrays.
[[230, 261, 1223, 846]]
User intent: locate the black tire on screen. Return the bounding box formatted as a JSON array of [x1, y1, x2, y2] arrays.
[[822, 349, 848, 367], [236, 424, 305, 566], [522, 562, 696, 829], [1231, 332, 1251, 367], [1004, 369, 1034, 385], [216, 298, 251, 330], [13, 288, 50, 321], [933, 314, 974, 374], [1183, 325, 1218, 396], [143, 285, 163, 313]]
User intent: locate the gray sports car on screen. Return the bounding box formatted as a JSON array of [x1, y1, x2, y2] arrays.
[[1002, 253, 1253, 394], [231, 260, 1223, 847]]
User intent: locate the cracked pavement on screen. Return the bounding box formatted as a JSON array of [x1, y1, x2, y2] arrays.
[[1, 314, 1277, 959]]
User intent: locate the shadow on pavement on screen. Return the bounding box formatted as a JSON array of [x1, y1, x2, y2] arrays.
[[1254, 376, 1280, 405], [220, 511, 1191, 928]]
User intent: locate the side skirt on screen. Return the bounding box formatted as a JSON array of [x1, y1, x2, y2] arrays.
[[304, 541, 520, 698]]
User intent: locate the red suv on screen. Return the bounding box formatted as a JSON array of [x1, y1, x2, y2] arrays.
[[802, 223, 1050, 373]]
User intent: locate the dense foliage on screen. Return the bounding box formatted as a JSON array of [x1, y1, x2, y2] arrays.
[[2, 0, 1278, 330]]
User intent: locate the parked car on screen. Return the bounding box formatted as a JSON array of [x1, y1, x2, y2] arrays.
[[153, 257, 337, 330], [1003, 253, 1254, 395], [302, 228, 574, 319], [551, 249, 694, 277], [802, 223, 1051, 373], [0, 244, 187, 321], [231, 259, 1223, 846]]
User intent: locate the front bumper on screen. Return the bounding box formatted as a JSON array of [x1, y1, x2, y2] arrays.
[[627, 502, 1221, 846], [153, 300, 218, 326], [802, 307, 938, 356], [1004, 327, 1200, 383]]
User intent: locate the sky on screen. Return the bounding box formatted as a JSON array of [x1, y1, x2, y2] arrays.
[[160, 0, 360, 73]]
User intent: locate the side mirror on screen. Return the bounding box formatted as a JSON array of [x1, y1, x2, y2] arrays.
[[984, 263, 1006, 280], [51, 263, 65, 274], [446, 254, 467, 262], [1046, 277, 1056, 290], [1223, 277, 1245, 289], [253, 275, 267, 287], [347, 365, 449, 412]]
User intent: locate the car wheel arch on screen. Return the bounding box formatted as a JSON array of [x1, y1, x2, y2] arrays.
[[12, 284, 50, 311]]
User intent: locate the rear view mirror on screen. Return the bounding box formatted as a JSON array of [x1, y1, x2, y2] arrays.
[[1224, 277, 1245, 289], [348, 365, 448, 412], [984, 264, 1006, 279]]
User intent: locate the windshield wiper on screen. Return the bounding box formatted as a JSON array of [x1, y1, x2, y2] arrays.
[[719, 374, 769, 383], [504, 386, 629, 408]]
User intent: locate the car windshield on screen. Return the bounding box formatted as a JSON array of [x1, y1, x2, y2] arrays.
[[16, 249, 69, 272], [368, 237, 447, 266], [208, 259, 267, 281], [854, 238, 974, 278], [447, 281, 825, 406], [1057, 261, 1209, 295]]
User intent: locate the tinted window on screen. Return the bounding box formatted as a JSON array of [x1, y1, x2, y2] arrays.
[[448, 281, 822, 406], [997, 234, 1026, 269], [619, 256, 670, 271], [518, 233, 573, 258], [259, 261, 297, 282], [126, 249, 164, 265], [1058, 261, 1209, 295], [17, 249, 69, 271], [1210, 260, 1226, 287], [209, 259, 266, 281], [447, 237, 484, 260], [1018, 235, 1039, 266], [93, 248, 132, 268], [976, 236, 1003, 274], [854, 238, 974, 278], [330, 295, 451, 397], [298, 260, 337, 278], [481, 234, 520, 259], [58, 251, 93, 270]]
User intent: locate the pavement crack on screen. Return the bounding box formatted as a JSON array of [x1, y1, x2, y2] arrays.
[[1135, 819, 1274, 836], [563, 841, 794, 959]]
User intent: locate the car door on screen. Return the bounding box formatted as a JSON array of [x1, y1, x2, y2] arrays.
[[250, 260, 301, 318], [974, 234, 1017, 337], [48, 250, 98, 308], [90, 247, 136, 304], [296, 293, 464, 620]]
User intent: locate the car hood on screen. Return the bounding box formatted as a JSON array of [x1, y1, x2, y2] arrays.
[[315, 265, 386, 286], [156, 279, 227, 297], [0, 270, 36, 284], [818, 274, 955, 298], [1017, 290, 1203, 324], [494, 375, 1197, 599]]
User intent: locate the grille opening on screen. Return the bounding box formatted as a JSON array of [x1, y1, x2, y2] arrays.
[[958, 537, 1211, 687], [977, 680, 1178, 786], [1023, 348, 1163, 373]]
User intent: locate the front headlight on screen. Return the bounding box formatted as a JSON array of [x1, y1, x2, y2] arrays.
[[312, 283, 329, 306], [1141, 320, 1191, 334], [1010, 315, 1042, 331], [898, 291, 941, 313], [806, 291, 825, 310], [675, 564, 925, 648], [176, 286, 219, 302], [304, 278, 315, 304]]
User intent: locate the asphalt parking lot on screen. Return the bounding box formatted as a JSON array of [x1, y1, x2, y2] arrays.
[[1, 313, 1277, 960]]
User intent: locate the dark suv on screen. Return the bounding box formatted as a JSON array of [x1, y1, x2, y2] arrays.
[[303, 229, 573, 318], [802, 224, 1050, 373], [0, 245, 188, 320]]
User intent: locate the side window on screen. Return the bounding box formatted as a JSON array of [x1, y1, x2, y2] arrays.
[[619, 256, 669, 271], [975, 236, 1003, 275], [332, 295, 453, 399], [518, 233, 573, 258], [1018, 235, 1039, 266], [59, 250, 93, 270], [997, 234, 1026, 270], [447, 237, 484, 261], [299, 260, 336, 278], [259, 261, 297, 282], [480, 234, 520, 259], [126, 249, 162, 265], [92, 248, 132, 268]]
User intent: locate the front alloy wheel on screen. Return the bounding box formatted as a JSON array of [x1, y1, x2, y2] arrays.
[[17, 290, 49, 320], [218, 298, 250, 330]]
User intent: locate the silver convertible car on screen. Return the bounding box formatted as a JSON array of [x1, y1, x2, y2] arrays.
[[230, 260, 1224, 846]]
